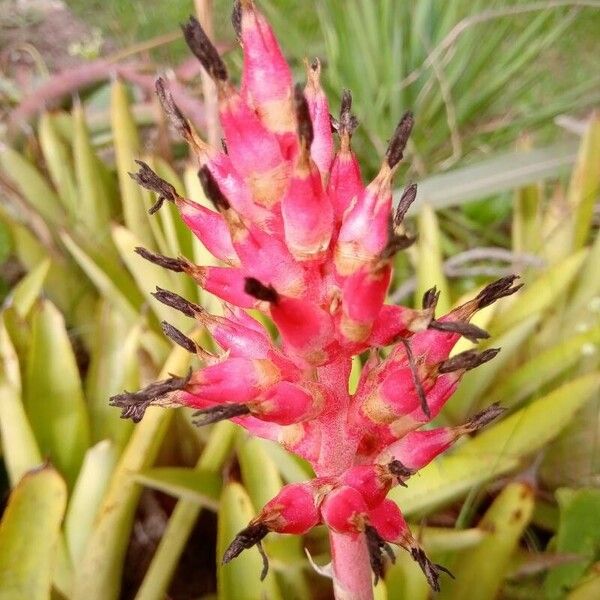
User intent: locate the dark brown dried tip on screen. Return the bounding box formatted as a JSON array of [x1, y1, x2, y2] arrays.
[[109, 369, 192, 423], [192, 403, 251, 426], [386, 111, 414, 169], [155, 77, 191, 138], [429, 319, 490, 343], [231, 0, 242, 38], [161, 321, 197, 354], [182, 16, 228, 81], [380, 228, 416, 260], [422, 286, 440, 311], [135, 247, 186, 273], [198, 165, 230, 212], [410, 547, 454, 592], [463, 403, 505, 432], [222, 522, 270, 573], [400, 338, 430, 418], [152, 287, 201, 318], [294, 84, 314, 149], [388, 459, 416, 486], [438, 348, 501, 374], [244, 277, 279, 304], [365, 525, 395, 585], [394, 183, 418, 226], [129, 160, 178, 214], [477, 275, 522, 309], [337, 89, 359, 136]]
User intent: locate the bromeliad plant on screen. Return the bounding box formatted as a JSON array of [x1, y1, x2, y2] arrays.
[[110, 2, 519, 597]]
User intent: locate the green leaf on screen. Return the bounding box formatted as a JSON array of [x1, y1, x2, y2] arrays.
[[568, 570, 600, 600], [65, 440, 118, 563], [135, 467, 222, 510], [9, 258, 51, 319], [24, 300, 90, 488], [0, 145, 64, 226], [568, 114, 600, 249], [85, 301, 138, 448], [0, 466, 67, 600], [73, 347, 190, 600], [545, 489, 600, 599], [111, 79, 154, 248], [439, 482, 535, 600], [136, 421, 236, 600], [391, 373, 600, 515], [217, 483, 283, 600], [490, 249, 587, 333]]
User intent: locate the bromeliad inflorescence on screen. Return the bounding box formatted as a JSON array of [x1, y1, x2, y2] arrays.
[[110, 2, 521, 597]]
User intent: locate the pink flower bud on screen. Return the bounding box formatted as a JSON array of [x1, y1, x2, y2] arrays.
[[321, 486, 369, 535], [260, 483, 320, 534], [340, 464, 394, 508], [254, 380, 325, 425]]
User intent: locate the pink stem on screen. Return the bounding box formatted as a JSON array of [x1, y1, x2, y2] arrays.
[[329, 531, 374, 600]]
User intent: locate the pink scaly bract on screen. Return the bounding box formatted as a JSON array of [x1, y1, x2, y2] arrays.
[[111, 2, 521, 598]]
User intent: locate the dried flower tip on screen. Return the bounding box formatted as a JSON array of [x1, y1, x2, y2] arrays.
[[410, 546, 454, 592], [386, 111, 414, 169], [387, 459, 415, 485], [438, 348, 500, 374], [338, 89, 359, 136], [223, 522, 270, 565], [244, 278, 279, 304], [129, 160, 177, 214], [399, 338, 429, 418], [462, 403, 505, 433], [422, 286, 440, 310], [192, 403, 251, 426], [429, 319, 490, 343], [182, 16, 228, 81], [294, 84, 314, 149], [476, 275, 522, 308], [109, 369, 192, 423], [365, 525, 395, 584], [135, 246, 186, 273], [161, 321, 197, 354], [256, 541, 269, 581], [155, 77, 191, 138], [380, 228, 416, 260], [198, 165, 231, 211], [231, 0, 242, 38], [152, 287, 201, 318], [394, 183, 418, 226]]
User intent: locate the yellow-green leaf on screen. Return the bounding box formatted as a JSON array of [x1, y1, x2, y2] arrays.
[[0, 467, 67, 600], [9, 258, 51, 319]]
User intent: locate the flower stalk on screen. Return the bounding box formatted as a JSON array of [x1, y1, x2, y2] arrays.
[[110, 2, 520, 597]]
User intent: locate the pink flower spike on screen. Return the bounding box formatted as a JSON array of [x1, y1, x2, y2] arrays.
[[304, 58, 334, 177], [254, 380, 325, 425], [321, 486, 369, 536], [235, 0, 295, 137], [187, 264, 259, 308]]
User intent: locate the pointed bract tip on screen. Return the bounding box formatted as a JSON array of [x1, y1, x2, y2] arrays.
[[192, 403, 251, 426], [438, 347, 500, 374], [429, 319, 490, 343], [395, 183, 418, 225], [386, 111, 414, 169], [463, 403, 505, 432], [365, 525, 393, 584], [155, 77, 191, 137], [129, 160, 177, 214], [222, 522, 270, 565], [135, 246, 186, 273], [400, 338, 430, 418], [410, 546, 454, 592], [231, 0, 242, 38], [109, 369, 191, 423], [182, 16, 228, 81], [197, 165, 231, 211], [338, 89, 359, 137], [294, 84, 314, 149], [477, 275, 522, 308], [152, 287, 201, 318], [161, 321, 197, 354], [387, 459, 416, 483], [422, 286, 440, 310], [244, 277, 279, 304]]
